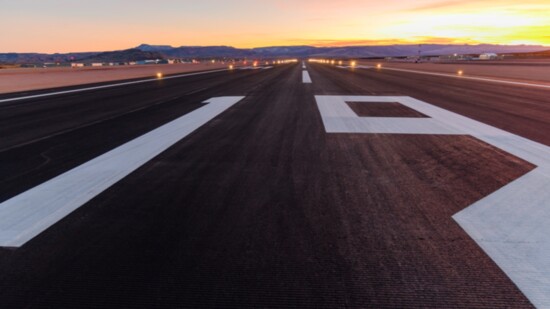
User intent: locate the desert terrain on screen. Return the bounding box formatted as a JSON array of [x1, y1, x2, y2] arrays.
[[0, 63, 231, 94]]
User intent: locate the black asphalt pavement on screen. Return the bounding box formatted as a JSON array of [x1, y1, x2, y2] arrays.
[[1, 62, 546, 308]]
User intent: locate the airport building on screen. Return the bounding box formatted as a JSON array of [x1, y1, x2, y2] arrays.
[[479, 53, 498, 60]]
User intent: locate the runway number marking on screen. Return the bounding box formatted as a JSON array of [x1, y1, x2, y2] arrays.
[[0, 96, 245, 248], [315, 95, 550, 308]]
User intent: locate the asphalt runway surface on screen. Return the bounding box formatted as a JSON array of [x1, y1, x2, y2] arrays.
[[0, 62, 548, 308]]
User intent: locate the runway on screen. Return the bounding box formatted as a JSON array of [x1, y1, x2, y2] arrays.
[[0, 61, 548, 308]]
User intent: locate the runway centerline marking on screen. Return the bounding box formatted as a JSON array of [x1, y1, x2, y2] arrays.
[[0, 69, 232, 104], [0, 96, 245, 248], [315, 95, 550, 308], [302, 70, 312, 83]]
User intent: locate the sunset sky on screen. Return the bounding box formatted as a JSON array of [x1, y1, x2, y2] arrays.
[[1, 0, 550, 53]]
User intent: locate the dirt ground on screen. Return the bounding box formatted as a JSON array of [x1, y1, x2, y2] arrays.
[[0, 63, 231, 94], [359, 59, 550, 84]]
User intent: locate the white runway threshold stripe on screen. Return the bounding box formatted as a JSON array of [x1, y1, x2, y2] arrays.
[[0, 69, 230, 104], [315, 95, 550, 308], [302, 70, 312, 83], [0, 96, 245, 247]]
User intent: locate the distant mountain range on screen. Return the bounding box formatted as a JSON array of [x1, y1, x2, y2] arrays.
[[1, 43, 548, 64], [136, 43, 549, 58]]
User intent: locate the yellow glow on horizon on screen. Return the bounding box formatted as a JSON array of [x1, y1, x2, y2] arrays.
[[267, 2, 550, 48], [371, 5, 550, 46]]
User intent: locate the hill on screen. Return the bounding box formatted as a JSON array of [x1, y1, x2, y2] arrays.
[[77, 49, 165, 63], [136, 44, 548, 58], [1, 44, 548, 65]]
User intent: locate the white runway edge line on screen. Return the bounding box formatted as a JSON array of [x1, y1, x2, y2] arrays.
[[0, 68, 231, 104], [302, 70, 312, 83], [355, 66, 550, 89], [0, 96, 245, 247], [238, 66, 273, 70], [338, 65, 372, 69], [316, 95, 550, 308]]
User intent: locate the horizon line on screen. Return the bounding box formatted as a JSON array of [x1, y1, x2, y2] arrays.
[[3, 42, 550, 55]]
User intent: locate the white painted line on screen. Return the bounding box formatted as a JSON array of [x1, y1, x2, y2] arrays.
[[315, 95, 550, 308], [337, 65, 372, 69], [238, 66, 273, 70], [315, 95, 461, 135], [376, 66, 550, 89], [0, 69, 231, 104], [302, 70, 312, 83], [0, 96, 245, 247], [454, 168, 550, 308]]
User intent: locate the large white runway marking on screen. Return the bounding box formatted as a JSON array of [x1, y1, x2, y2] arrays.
[[302, 70, 312, 83], [315, 96, 461, 135], [315, 95, 550, 308], [0, 97, 245, 247], [0, 69, 231, 104]]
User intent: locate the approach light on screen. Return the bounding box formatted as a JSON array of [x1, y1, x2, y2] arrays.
[[351, 61, 357, 67], [229, 64, 234, 70], [156, 72, 163, 78], [377, 63, 382, 69], [458, 70, 463, 76]]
